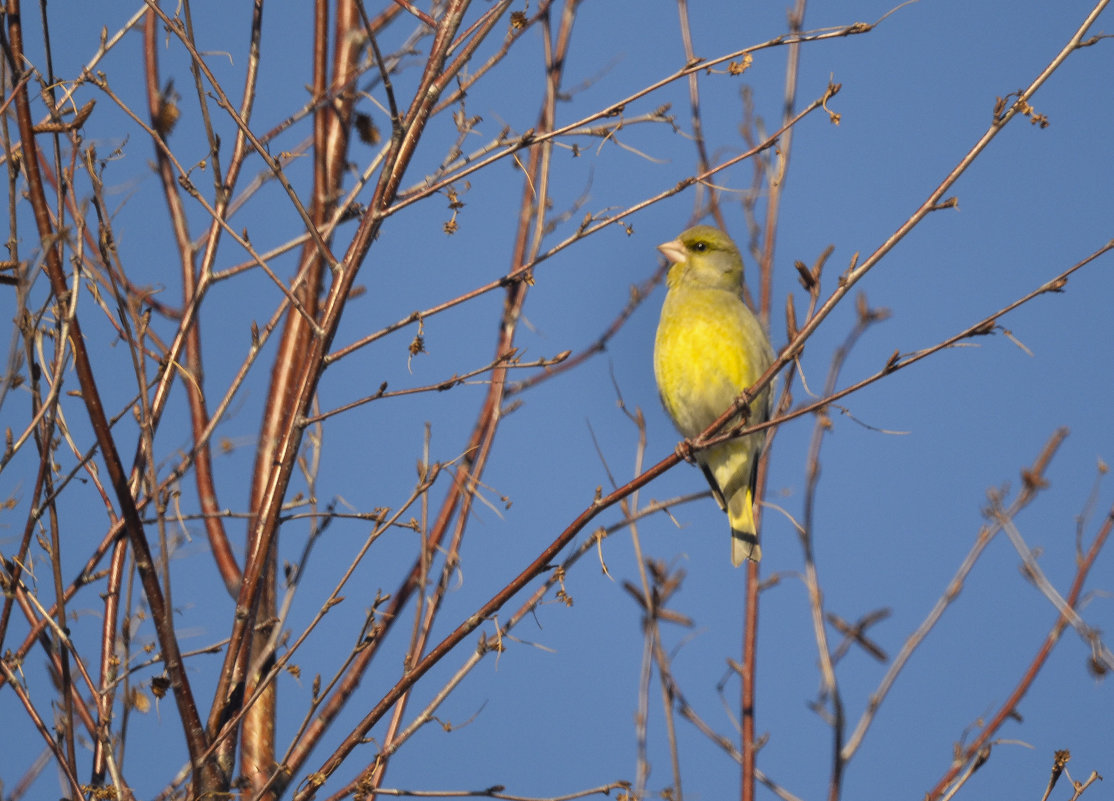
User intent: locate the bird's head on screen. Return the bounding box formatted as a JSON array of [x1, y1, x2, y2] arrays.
[[658, 225, 744, 291]]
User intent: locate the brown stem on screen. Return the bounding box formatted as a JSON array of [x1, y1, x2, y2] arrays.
[[743, 3, 807, 795], [926, 497, 1111, 800], [6, 3, 220, 791], [204, 4, 480, 796], [0, 660, 86, 800], [8, 23, 219, 801], [361, 3, 576, 795], [143, 6, 241, 599], [92, 537, 129, 786]]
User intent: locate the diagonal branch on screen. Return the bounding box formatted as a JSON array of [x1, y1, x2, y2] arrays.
[[5, 3, 221, 793]]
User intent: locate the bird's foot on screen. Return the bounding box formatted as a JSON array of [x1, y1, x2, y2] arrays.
[[674, 439, 698, 464]]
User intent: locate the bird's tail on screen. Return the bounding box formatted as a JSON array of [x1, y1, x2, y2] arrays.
[[727, 485, 761, 565]]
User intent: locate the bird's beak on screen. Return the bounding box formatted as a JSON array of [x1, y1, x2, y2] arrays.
[[657, 238, 686, 265]]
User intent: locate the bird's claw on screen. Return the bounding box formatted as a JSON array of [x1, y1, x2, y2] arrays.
[[675, 439, 698, 464]]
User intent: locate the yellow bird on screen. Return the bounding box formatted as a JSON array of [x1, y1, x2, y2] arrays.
[[653, 226, 775, 564]]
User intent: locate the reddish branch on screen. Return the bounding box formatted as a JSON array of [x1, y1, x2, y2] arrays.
[[142, 4, 240, 605], [199, 3, 491, 799], [741, 0, 809, 795], [6, 1, 222, 793], [357, 3, 579, 797], [2, 3, 1108, 800], [926, 498, 1112, 799], [235, 0, 358, 792]]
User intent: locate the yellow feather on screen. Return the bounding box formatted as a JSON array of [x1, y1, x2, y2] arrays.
[[653, 226, 775, 565]]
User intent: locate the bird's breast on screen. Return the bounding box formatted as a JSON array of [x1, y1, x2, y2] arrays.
[[654, 288, 767, 438]]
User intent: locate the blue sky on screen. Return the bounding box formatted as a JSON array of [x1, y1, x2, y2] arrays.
[[2, 1, 1112, 800]]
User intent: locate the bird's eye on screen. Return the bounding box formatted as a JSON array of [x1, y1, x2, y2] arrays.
[[692, 242, 708, 252]]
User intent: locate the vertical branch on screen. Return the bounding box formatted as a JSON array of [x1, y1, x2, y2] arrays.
[[612, 364, 687, 797], [237, 0, 354, 791], [164, 0, 269, 604], [73, 121, 159, 792], [743, 4, 805, 797], [740, 558, 759, 801], [92, 538, 129, 788], [800, 299, 885, 801], [32, 2, 81, 779], [257, 8, 519, 791], [651, 604, 686, 800], [145, 1, 246, 785], [47, 485, 79, 778], [275, 5, 598, 800], [204, 5, 485, 799], [142, 3, 242, 599], [674, 0, 715, 224], [358, 2, 575, 794], [179, 0, 227, 200], [5, 2, 221, 794], [757, 0, 806, 311], [625, 401, 687, 800]]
